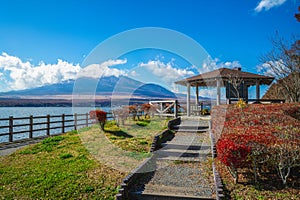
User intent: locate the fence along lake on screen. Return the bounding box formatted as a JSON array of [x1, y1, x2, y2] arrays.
[[0, 107, 108, 143]]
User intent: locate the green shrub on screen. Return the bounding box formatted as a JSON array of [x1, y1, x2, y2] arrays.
[[59, 153, 73, 159], [136, 121, 149, 127]]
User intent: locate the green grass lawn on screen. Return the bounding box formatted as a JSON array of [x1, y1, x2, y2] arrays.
[[104, 117, 170, 153], [0, 131, 126, 199], [0, 117, 169, 199]]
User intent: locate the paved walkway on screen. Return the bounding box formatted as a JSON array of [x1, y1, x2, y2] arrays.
[[129, 119, 216, 200], [0, 137, 48, 156]]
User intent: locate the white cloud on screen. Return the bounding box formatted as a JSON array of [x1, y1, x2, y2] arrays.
[[136, 57, 242, 94], [139, 60, 194, 82], [254, 0, 287, 12], [256, 59, 287, 77], [138, 60, 195, 92], [0, 52, 81, 91], [0, 52, 127, 92], [196, 56, 242, 98], [130, 70, 139, 77], [198, 89, 217, 98], [200, 56, 242, 73], [78, 59, 127, 79]]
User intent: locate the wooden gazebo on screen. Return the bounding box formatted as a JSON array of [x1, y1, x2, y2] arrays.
[[175, 67, 274, 116]]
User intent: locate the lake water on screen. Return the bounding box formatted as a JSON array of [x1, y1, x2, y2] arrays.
[[0, 107, 110, 143], [0, 107, 94, 119]]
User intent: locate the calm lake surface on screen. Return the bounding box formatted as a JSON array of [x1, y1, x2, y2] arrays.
[[0, 107, 110, 143], [0, 107, 94, 119]]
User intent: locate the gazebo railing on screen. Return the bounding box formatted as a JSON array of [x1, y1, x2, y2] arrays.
[[228, 98, 285, 104]]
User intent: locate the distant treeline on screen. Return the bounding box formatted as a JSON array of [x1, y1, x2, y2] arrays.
[[0, 98, 164, 107], [0, 99, 104, 107]]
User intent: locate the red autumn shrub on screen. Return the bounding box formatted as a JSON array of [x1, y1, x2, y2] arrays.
[[216, 137, 251, 168], [89, 110, 107, 130], [127, 105, 138, 120], [213, 103, 300, 185], [141, 103, 152, 118]]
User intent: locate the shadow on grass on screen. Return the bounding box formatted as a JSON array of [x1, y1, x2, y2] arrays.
[[105, 130, 133, 138]]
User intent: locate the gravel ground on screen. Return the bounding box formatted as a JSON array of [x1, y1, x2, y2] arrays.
[[143, 160, 215, 197]]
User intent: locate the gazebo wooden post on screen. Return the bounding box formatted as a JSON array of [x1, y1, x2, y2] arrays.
[[256, 80, 260, 100], [187, 83, 191, 116], [195, 83, 199, 107], [216, 79, 221, 105]]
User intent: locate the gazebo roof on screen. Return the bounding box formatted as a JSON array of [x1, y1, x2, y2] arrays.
[[175, 68, 274, 87]]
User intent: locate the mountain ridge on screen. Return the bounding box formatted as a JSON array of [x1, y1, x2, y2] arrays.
[[0, 76, 177, 98]]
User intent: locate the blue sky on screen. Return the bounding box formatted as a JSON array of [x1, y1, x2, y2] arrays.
[[0, 0, 299, 97]]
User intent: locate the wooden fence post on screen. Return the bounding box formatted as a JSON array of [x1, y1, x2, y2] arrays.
[[29, 115, 33, 139], [174, 100, 178, 118], [47, 115, 50, 136], [9, 116, 13, 142], [85, 113, 89, 127], [74, 113, 78, 130], [62, 114, 65, 133]]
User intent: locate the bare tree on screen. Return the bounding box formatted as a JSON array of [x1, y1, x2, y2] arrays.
[[227, 72, 244, 100], [295, 6, 300, 22], [259, 35, 300, 102]]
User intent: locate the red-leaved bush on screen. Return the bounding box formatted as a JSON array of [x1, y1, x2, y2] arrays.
[[89, 110, 107, 130], [216, 138, 251, 168], [213, 103, 300, 185]]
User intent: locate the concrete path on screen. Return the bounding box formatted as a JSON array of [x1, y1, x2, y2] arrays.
[[0, 137, 47, 156]]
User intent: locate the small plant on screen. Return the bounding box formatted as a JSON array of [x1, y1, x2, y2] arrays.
[[136, 121, 149, 127], [236, 98, 246, 109], [84, 185, 95, 192], [201, 108, 210, 115], [139, 140, 148, 145], [141, 103, 153, 118]]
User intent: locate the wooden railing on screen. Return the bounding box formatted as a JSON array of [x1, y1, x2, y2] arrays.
[[0, 112, 114, 143], [228, 98, 285, 104], [149, 100, 179, 118]]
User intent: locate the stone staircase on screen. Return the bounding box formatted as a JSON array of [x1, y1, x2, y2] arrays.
[[171, 120, 209, 133], [128, 119, 215, 200]]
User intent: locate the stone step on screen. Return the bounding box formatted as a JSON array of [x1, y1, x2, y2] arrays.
[[164, 138, 207, 147], [172, 125, 208, 130], [156, 152, 203, 159], [162, 142, 204, 147], [173, 124, 209, 129], [155, 149, 209, 158], [158, 148, 202, 154], [175, 129, 209, 133], [130, 192, 214, 200], [161, 143, 210, 151], [156, 155, 210, 162], [130, 184, 214, 200], [178, 120, 209, 127]]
